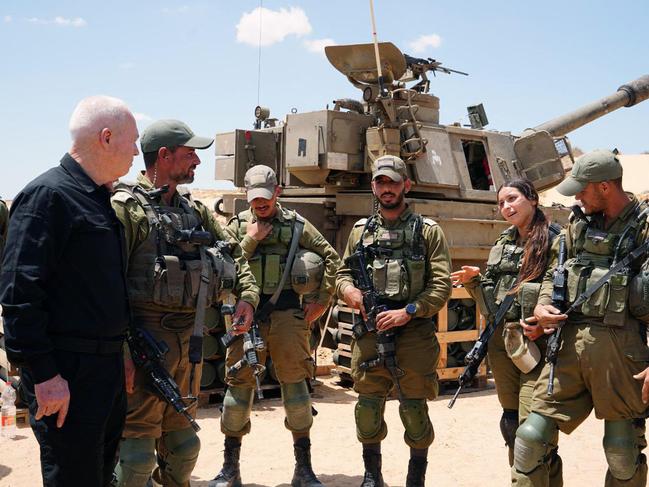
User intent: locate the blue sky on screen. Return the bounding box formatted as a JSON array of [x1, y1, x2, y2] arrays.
[[2, 0, 648, 198]]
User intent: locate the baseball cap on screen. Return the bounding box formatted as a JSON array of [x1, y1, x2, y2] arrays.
[[244, 165, 277, 202], [140, 119, 213, 153], [556, 149, 623, 196], [372, 155, 409, 182]]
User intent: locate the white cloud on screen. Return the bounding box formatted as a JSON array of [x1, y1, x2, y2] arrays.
[[27, 16, 87, 27], [236, 6, 311, 47], [162, 6, 189, 14], [4, 15, 12, 23], [408, 34, 442, 53], [303, 38, 335, 55], [134, 112, 153, 122]]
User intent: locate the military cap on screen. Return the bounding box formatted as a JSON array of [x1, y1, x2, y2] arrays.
[[556, 149, 623, 196], [372, 155, 409, 182], [140, 119, 213, 153], [244, 165, 277, 202]]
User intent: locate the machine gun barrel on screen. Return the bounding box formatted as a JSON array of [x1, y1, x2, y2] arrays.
[[403, 54, 468, 77], [532, 75, 649, 137]]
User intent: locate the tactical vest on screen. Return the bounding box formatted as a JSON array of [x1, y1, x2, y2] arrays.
[[485, 223, 561, 321], [565, 202, 648, 326], [356, 213, 427, 304], [114, 184, 236, 313], [234, 208, 323, 296]]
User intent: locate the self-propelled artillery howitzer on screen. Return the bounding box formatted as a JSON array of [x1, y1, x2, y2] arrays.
[[215, 41, 649, 267], [213, 41, 649, 383]]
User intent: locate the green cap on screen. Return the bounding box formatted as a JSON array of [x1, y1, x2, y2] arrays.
[[244, 165, 277, 202], [556, 149, 623, 196], [372, 155, 408, 182], [140, 119, 213, 153]]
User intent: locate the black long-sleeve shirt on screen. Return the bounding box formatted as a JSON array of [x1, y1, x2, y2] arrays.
[[0, 154, 130, 383]]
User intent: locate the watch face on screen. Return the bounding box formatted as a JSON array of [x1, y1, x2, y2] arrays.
[[406, 303, 416, 315]]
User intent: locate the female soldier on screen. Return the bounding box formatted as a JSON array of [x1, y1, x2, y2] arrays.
[[451, 178, 562, 482]]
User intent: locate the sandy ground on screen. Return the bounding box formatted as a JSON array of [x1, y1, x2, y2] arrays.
[[0, 375, 610, 487]]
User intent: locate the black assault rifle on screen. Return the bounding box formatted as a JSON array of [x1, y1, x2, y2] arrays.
[[546, 234, 568, 396], [128, 327, 200, 432], [448, 286, 516, 409], [220, 304, 266, 399], [345, 244, 405, 402]]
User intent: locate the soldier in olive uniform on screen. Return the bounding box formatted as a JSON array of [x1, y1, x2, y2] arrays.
[[111, 120, 260, 487], [512, 150, 649, 487], [336, 155, 452, 487], [452, 178, 562, 483], [209, 165, 340, 487]]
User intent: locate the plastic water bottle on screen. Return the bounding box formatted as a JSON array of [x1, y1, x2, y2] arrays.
[[1, 381, 17, 439]]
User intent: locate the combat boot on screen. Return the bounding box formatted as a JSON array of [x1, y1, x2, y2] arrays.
[[291, 438, 324, 487], [405, 457, 427, 487], [360, 451, 384, 487], [208, 437, 242, 487]]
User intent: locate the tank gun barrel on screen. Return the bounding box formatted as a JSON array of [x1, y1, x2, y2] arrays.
[[532, 75, 649, 136]]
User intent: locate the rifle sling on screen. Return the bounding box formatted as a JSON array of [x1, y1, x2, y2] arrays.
[[255, 215, 305, 321]]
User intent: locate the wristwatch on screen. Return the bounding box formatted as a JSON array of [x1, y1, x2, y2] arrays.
[[405, 303, 417, 317]]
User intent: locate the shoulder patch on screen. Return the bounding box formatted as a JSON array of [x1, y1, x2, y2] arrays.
[[354, 218, 368, 227], [422, 217, 437, 226]]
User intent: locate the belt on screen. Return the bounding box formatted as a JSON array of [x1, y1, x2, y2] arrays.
[[259, 289, 301, 311], [51, 335, 125, 355]]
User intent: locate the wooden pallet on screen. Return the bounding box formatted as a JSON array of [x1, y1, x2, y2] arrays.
[[330, 287, 486, 385]]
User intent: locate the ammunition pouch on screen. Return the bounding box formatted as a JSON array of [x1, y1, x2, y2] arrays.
[[517, 282, 541, 320], [567, 262, 629, 327], [629, 266, 649, 322]]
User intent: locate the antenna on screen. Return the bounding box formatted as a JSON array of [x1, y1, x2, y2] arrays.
[[368, 0, 387, 97]]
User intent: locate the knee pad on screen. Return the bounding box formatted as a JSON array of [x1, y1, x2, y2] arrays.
[[513, 412, 558, 474], [281, 381, 313, 433], [114, 438, 157, 487], [355, 395, 387, 443], [399, 399, 434, 449], [604, 419, 639, 481], [158, 428, 201, 485], [500, 409, 519, 448], [221, 386, 254, 436]]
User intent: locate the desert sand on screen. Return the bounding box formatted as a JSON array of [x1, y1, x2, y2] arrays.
[[0, 375, 609, 487]]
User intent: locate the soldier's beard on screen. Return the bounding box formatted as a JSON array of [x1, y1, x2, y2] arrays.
[[378, 190, 405, 210]]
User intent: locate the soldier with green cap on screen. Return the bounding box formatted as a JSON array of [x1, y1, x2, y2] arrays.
[[512, 149, 649, 487], [111, 119, 260, 487], [336, 155, 452, 487], [209, 164, 340, 487]]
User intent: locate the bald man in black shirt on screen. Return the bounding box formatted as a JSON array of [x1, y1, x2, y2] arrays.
[[0, 95, 139, 487]]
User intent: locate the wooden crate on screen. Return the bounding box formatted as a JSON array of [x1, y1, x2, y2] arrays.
[[330, 287, 486, 385]]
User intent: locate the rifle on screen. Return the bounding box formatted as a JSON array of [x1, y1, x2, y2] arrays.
[[128, 327, 200, 432], [220, 304, 266, 400], [345, 233, 405, 402], [546, 234, 568, 396], [448, 287, 516, 409]]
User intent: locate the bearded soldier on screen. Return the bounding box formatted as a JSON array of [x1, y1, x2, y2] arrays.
[[111, 119, 260, 487], [512, 150, 649, 487], [209, 165, 340, 487], [336, 155, 452, 487]]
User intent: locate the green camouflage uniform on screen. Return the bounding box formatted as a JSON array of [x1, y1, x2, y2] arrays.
[[336, 206, 452, 449], [465, 225, 563, 481], [513, 196, 649, 487], [111, 173, 259, 486], [221, 203, 340, 436]]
